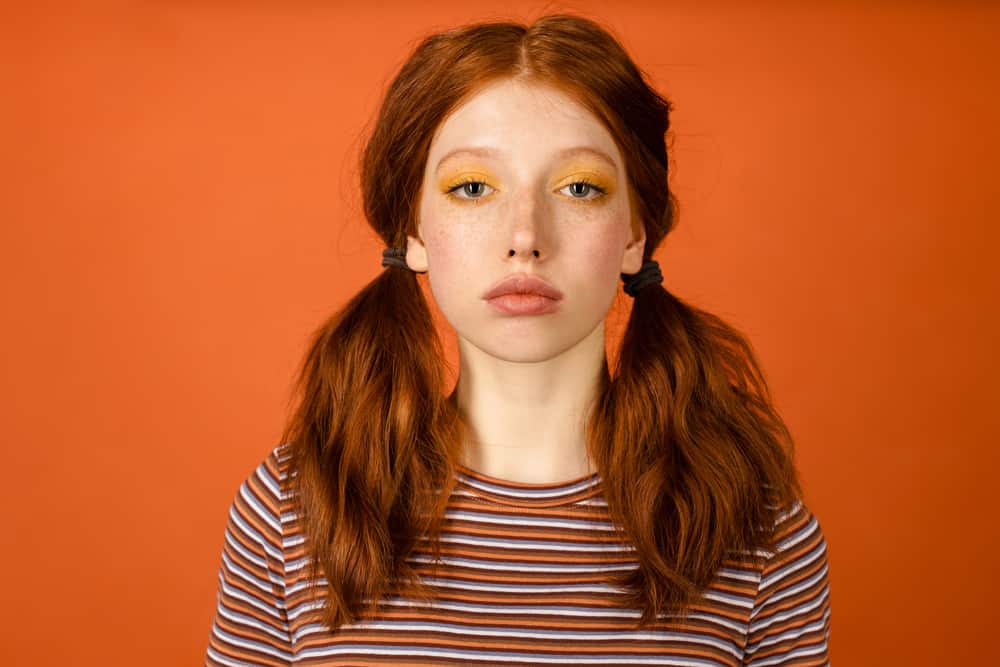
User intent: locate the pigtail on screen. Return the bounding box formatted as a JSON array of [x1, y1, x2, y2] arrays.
[[591, 279, 803, 626], [281, 265, 461, 629]]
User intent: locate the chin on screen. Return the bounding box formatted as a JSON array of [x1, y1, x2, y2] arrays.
[[464, 325, 591, 363]]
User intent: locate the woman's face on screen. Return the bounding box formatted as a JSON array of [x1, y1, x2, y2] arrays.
[[407, 78, 646, 363]]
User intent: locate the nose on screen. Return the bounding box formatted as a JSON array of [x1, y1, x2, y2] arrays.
[[505, 191, 548, 261]]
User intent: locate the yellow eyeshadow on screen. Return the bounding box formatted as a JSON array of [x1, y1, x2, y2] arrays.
[[556, 168, 616, 195], [436, 161, 617, 195], [438, 169, 495, 191]]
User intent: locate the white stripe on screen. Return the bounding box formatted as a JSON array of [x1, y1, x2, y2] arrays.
[[253, 461, 284, 505], [220, 550, 276, 600], [748, 608, 830, 656], [219, 577, 286, 622], [717, 566, 762, 584], [214, 598, 290, 639], [293, 640, 726, 666], [301, 620, 742, 657], [416, 576, 630, 595], [223, 526, 267, 570], [458, 474, 599, 499], [753, 542, 827, 618], [364, 596, 648, 618], [745, 638, 829, 666], [772, 513, 816, 555], [701, 588, 754, 610], [209, 625, 292, 661], [426, 533, 638, 552], [749, 578, 830, 632], [407, 553, 640, 573], [443, 509, 623, 533], [229, 506, 283, 562]]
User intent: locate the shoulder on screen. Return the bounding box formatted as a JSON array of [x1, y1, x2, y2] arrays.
[[741, 495, 831, 663], [768, 496, 826, 556], [256, 442, 293, 501], [753, 495, 830, 611], [241, 443, 291, 500], [226, 443, 294, 541]]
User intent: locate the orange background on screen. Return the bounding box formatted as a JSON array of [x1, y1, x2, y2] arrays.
[[3, 1, 997, 664]]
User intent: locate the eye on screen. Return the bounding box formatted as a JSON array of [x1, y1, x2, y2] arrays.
[[446, 180, 495, 201], [445, 178, 608, 203], [560, 178, 608, 200]]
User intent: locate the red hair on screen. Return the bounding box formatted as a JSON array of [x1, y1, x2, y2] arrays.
[[282, 13, 803, 631]]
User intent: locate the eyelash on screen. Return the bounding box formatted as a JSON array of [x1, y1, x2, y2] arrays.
[[446, 178, 608, 204]]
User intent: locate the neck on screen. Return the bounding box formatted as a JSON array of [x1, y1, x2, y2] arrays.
[[450, 320, 606, 484]]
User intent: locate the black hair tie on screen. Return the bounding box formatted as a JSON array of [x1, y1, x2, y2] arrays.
[[621, 259, 663, 297], [381, 247, 409, 269]]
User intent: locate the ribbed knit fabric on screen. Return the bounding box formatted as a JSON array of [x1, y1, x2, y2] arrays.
[[206, 444, 831, 666]]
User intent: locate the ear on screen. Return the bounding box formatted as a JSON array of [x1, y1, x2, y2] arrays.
[[620, 215, 647, 275], [405, 233, 429, 273]]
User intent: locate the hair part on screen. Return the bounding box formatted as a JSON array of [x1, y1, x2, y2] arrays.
[[281, 13, 802, 631]]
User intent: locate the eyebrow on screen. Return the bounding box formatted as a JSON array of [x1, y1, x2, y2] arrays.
[[435, 145, 619, 171]]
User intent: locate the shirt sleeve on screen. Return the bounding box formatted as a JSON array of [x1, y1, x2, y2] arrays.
[[743, 497, 832, 666], [206, 447, 294, 666]]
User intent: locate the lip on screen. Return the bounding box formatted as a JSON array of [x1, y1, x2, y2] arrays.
[[482, 272, 564, 301], [482, 272, 564, 316]]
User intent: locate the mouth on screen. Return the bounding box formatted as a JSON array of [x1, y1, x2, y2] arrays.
[[482, 273, 563, 316], [485, 293, 562, 316], [482, 273, 564, 301]]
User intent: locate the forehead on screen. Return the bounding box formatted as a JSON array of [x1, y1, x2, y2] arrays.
[[426, 78, 622, 165]]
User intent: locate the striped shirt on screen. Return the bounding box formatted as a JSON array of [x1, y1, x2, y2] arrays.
[[206, 444, 831, 666]]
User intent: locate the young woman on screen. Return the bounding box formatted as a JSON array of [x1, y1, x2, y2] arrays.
[[206, 14, 831, 666]]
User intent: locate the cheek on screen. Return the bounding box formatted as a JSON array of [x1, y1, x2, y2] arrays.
[[419, 195, 498, 287], [420, 224, 480, 304], [423, 213, 485, 267], [577, 216, 632, 276], [588, 231, 626, 269], [418, 195, 480, 273]]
